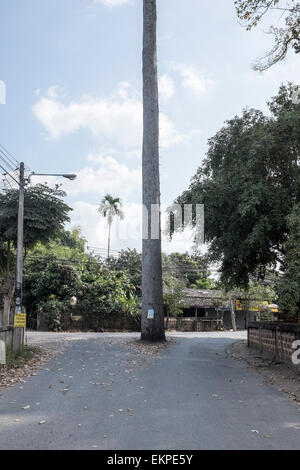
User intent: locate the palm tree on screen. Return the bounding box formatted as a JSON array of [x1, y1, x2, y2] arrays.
[[97, 194, 124, 258], [141, 0, 165, 341]]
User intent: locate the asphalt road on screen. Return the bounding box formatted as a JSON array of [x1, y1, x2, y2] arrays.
[[0, 331, 300, 450]]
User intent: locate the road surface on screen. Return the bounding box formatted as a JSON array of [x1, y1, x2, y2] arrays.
[[0, 331, 299, 450]]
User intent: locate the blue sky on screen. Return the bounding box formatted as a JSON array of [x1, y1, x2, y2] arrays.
[[0, 0, 299, 253]]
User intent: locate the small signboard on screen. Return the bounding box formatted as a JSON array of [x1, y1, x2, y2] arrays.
[[14, 313, 27, 328], [236, 300, 269, 312], [147, 309, 154, 319]]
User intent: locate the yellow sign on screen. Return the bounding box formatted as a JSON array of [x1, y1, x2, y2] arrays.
[[14, 313, 26, 328], [235, 300, 269, 312], [249, 301, 268, 312]]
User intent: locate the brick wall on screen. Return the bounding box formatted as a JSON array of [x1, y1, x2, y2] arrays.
[[248, 322, 300, 367]]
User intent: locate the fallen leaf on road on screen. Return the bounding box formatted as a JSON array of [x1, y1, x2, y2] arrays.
[[264, 435, 271, 439], [251, 430, 259, 434], [39, 421, 46, 425], [22, 405, 30, 410]]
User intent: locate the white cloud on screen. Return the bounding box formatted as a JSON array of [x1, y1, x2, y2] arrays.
[[51, 152, 141, 197], [159, 74, 175, 103], [33, 83, 187, 149], [172, 63, 215, 97], [96, 0, 133, 7]]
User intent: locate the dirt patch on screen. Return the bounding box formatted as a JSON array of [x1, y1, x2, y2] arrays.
[[0, 343, 62, 390], [123, 337, 175, 357], [228, 340, 300, 405]]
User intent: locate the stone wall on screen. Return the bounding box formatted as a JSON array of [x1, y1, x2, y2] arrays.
[[248, 321, 300, 367]]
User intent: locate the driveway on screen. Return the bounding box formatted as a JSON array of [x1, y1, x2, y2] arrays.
[[0, 331, 299, 450]]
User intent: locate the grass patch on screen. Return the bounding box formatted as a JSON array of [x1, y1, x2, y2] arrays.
[[1, 346, 37, 370]]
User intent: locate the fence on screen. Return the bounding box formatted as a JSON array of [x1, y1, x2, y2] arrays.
[[248, 321, 300, 367], [165, 317, 222, 332]]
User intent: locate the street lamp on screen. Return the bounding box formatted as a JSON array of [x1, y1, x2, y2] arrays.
[[13, 164, 77, 353], [27, 172, 77, 183]]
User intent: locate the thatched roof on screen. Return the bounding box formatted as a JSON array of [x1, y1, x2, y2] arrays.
[[183, 289, 225, 308]]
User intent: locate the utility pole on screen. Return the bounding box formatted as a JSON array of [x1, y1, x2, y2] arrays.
[[13, 162, 25, 353]]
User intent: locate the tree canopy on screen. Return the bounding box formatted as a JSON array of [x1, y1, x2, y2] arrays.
[[277, 204, 300, 320], [0, 184, 71, 252], [175, 84, 300, 289]]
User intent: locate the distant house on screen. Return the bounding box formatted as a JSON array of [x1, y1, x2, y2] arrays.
[[181, 288, 224, 319], [166, 288, 263, 331]]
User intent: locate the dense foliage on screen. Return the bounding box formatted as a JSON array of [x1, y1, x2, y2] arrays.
[[23, 231, 141, 331], [0, 184, 71, 252], [176, 84, 300, 291], [277, 204, 300, 320]]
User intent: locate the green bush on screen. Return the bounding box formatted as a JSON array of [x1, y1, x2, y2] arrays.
[[40, 297, 66, 332]]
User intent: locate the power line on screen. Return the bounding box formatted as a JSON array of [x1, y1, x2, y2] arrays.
[[0, 143, 20, 167], [0, 151, 17, 172], [0, 163, 22, 189]]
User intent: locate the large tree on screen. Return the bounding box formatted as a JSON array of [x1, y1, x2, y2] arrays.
[[141, 0, 165, 341], [175, 84, 300, 289], [0, 183, 71, 325], [235, 0, 300, 71]]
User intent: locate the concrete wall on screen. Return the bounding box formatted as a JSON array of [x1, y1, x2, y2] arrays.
[[0, 326, 13, 348], [248, 321, 300, 368]]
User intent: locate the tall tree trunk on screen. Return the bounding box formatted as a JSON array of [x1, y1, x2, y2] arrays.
[[141, 0, 165, 341], [107, 223, 111, 259], [229, 296, 237, 332]]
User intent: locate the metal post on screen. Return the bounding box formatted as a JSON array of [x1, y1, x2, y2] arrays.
[[13, 162, 25, 354]]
